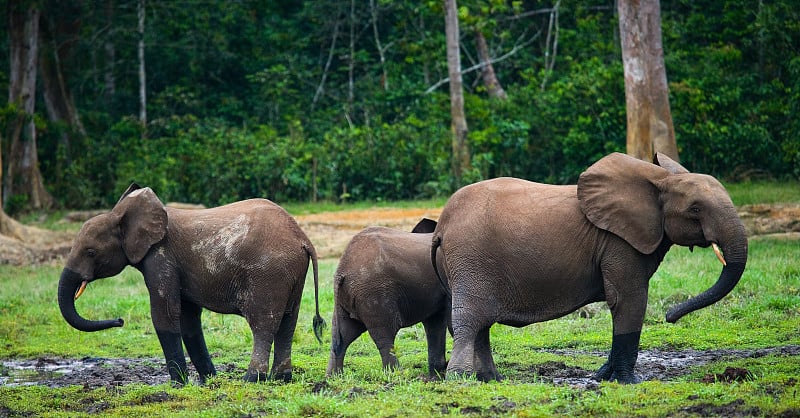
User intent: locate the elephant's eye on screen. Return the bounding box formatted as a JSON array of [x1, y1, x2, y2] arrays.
[[688, 205, 701, 216]]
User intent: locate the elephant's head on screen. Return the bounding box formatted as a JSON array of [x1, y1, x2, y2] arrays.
[[577, 152, 748, 323], [58, 183, 167, 332]]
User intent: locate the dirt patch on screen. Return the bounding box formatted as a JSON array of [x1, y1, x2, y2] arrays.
[[3, 345, 798, 389], [295, 207, 441, 259]]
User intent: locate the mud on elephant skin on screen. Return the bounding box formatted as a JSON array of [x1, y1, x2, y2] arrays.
[[57, 183, 325, 385], [431, 152, 748, 383], [327, 218, 450, 377]]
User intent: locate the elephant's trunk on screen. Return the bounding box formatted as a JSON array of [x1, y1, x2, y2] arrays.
[[57, 268, 124, 332], [665, 221, 748, 323]]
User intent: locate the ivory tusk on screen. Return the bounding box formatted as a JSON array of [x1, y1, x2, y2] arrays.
[[711, 243, 727, 266], [74, 280, 88, 300]]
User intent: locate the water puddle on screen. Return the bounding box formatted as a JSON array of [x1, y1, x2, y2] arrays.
[[0, 357, 168, 388]]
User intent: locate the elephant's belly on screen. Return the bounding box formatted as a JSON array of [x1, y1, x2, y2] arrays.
[[494, 278, 606, 327]]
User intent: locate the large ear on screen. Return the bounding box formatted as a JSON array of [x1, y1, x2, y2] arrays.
[[111, 187, 167, 264], [654, 152, 689, 174], [411, 218, 437, 233], [577, 153, 669, 254]]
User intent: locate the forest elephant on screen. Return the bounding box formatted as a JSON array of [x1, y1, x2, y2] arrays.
[[431, 152, 748, 383], [57, 184, 325, 385], [327, 218, 450, 377]]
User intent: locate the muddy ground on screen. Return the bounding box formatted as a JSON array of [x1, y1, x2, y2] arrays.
[[3, 345, 799, 390]]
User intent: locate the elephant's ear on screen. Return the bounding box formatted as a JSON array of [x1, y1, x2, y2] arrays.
[[116, 183, 143, 205], [654, 152, 689, 174], [112, 187, 167, 264], [411, 218, 437, 233], [577, 153, 669, 254]]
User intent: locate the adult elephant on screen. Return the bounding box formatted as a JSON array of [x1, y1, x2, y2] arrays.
[[57, 184, 324, 385], [431, 153, 747, 383]]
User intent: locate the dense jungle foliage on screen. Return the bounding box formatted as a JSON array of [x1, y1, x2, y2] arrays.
[[1, 0, 798, 209]]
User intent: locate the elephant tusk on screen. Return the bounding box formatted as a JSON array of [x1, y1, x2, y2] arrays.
[[74, 280, 88, 300], [711, 243, 727, 266]]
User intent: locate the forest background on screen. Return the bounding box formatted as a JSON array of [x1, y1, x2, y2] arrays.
[[1, 0, 798, 213]]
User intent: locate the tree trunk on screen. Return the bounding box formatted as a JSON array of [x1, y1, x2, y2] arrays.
[[475, 31, 507, 100], [137, 0, 147, 135], [104, 0, 116, 103], [444, 0, 470, 187], [6, 2, 54, 212], [39, 0, 86, 163], [618, 0, 679, 162]]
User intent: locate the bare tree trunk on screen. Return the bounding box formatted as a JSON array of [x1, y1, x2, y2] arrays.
[[39, 0, 86, 163], [137, 0, 147, 136], [370, 0, 389, 91], [540, 0, 560, 91], [104, 0, 116, 103], [444, 0, 470, 186], [6, 2, 53, 212], [618, 0, 679, 162], [475, 31, 507, 100]]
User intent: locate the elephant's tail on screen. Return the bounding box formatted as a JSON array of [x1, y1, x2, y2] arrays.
[[305, 243, 326, 344], [431, 234, 451, 297]]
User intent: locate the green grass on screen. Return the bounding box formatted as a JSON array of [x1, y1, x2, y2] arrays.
[[2, 181, 799, 417], [1, 235, 798, 416], [724, 180, 800, 205]]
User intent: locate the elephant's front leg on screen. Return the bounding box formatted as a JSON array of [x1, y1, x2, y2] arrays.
[[595, 283, 647, 384], [150, 295, 189, 385], [180, 301, 216, 383], [422, 312, 448, 377]]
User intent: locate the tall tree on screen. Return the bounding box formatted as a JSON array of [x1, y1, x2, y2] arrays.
[[444, 0, 470, 186], [39, 0, 86, 161], [6, 0, 53, 212], [618, 0, 679, 162], [475, 30, 506, 99]]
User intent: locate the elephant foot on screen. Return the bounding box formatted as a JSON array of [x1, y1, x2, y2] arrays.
[[593, 362, 613, 381], [477, 371, 504, 382], [243, 371, 269, 383], [594, 363, 640, 384], [271, 370, 292, 383]]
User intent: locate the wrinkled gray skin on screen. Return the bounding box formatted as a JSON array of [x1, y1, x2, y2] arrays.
[[432, 153, 748, 383], [327, 218, 450, 377], [58, 184, 324, 385]]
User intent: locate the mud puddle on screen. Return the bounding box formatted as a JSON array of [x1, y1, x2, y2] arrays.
[[2, 345, 798, 389]]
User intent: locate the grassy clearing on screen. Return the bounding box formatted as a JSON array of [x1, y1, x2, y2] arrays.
[[1, 235, 798, 416], [1, 180, 799, 417]]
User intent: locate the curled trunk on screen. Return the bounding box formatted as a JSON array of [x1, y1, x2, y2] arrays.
[[666, 226, 748, 323], [57, 268, 124, 331]]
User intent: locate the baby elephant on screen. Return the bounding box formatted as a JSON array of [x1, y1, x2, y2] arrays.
[[327, 218, 449, 377]]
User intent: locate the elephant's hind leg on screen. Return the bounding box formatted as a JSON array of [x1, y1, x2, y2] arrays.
[[366, 325, 401, 371], [473, 326, 502, 382], [271, 298, 302, 382], [326, 307, 366, 376], [180, 301, 216, 383], [242, 307, 283, 382]]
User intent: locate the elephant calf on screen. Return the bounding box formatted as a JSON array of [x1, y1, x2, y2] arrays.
[[58, 183, 325, 385], [327, 218, 449, 377]]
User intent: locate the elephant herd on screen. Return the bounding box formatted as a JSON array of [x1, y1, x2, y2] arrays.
[[57, 152, 748, 385]]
